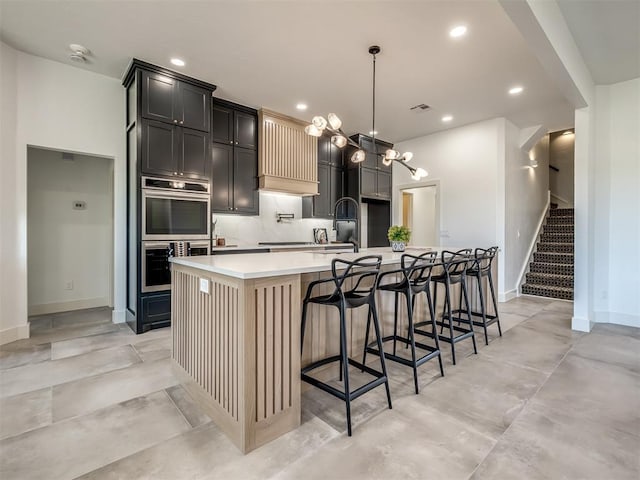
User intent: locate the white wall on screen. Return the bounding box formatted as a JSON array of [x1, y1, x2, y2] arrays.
[[594, 78, 640, 327], [27, 148, 113, 314], [0, 43, 125, 343], [504, 120, 550, 297], [393, 118, 504, 292], [549, 130, 574, 205], [213, 192, 334, 245], [0, 42, 27, 343]]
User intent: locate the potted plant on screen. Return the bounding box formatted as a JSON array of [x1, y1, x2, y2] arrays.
[[387, 225, 411, 252]]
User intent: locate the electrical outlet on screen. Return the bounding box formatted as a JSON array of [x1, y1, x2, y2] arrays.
[[65, 280, 73, 290], [199, 278, 209, 294]]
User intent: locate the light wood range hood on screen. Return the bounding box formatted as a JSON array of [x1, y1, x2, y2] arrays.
[[258, 109, 318, 196]]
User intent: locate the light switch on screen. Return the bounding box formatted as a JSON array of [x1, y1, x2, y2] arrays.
[[199, 278, 210, 294]]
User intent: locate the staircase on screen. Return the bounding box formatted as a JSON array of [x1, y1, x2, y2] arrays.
[[521, 207, 574, 300]]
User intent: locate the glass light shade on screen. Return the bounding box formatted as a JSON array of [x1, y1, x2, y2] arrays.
[[331, 135, 347, 148], [304, 124, 323, 137], [351, 149, 366, 163], [385, 149, 399, 160], [327, 113, 342, 130], [415, 167, 428, 179], [382, 157, 393, 167], [311, 116, 327, 130], [402, 152, 413, 162]]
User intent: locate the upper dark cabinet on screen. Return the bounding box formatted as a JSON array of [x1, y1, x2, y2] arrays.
[[303, 135, 344, 219], [141, 71, 210, 132], [212, 100, 257, 150], [346, 134, 393, 200]]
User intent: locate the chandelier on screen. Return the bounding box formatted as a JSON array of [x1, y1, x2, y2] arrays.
[[305, 45, 427, 181]]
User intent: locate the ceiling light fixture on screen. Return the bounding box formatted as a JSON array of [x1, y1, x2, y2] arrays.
[[305, 45, 427, 181], [449, 25, 467, 38], [441, 115, 453, 122], [170, 58, 185, 67], [296, 103, 308, 111], [509, 86, 524, 95]]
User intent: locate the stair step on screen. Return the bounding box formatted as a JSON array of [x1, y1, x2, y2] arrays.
[[537, 242, 574, 253], [540, 233, 574, 243], [529, 262, 574, 275], [521, 283, 574, 300], [544, 225, 574, 234], [549, 208, 574, 217], [526, 272, 574, 288], [547, 216, 574, 225], [534, 252, 574, 264]]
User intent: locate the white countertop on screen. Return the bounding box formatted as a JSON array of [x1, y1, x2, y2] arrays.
[[210, 242, 353, 252], [171, 247, 438, 279]]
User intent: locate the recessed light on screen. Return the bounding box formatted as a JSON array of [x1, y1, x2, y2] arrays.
[[369, 130, 378, 136], [171, 58, 185, 67], [562, 130, 574, 136], [296, 103, 308, 111], [449, 25, 467, 38], [509, 86, 524, 95], [441, 115, 453, 123]]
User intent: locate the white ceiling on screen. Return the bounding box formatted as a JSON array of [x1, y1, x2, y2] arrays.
[[0, 0, 578, 143], [558, 0, 640, 85]]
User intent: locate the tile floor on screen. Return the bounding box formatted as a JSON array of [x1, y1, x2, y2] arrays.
[[0, 298, 638, 479]]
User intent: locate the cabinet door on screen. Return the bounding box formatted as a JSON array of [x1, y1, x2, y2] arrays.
[[361, 167, 377, 198], [178, 82, 210, 132], [181, 128, 210, 180], [329, 165, 344, 217], [212, 104, 234, 145], [313, 162, 331, 218], [141, 71, 177, 125], [317, 135, 331, 165], [234, 111, 257, 150], [233, 148, 259, 214], [141, 120, 178, 176], [377, 171, 392, 199], [360, 137, 378, 170], [211, 143, 233, 212], [328, 140, 343, 167]]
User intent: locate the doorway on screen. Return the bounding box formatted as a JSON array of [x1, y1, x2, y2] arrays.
[[399, 184, 439, 247], [27, 147, 114, 317]]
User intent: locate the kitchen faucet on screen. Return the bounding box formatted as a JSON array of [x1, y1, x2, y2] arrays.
[[333, 197, 359, 253]]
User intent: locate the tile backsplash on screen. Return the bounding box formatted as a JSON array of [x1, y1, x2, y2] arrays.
[[212, 192, 335, 245]]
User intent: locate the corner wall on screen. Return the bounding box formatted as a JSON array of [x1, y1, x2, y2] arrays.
[[0, 43, 126, 344]]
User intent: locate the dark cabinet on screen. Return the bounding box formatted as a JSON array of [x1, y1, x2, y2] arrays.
[[212, 101, 257, 150], [211, 99, 259, 215], [348, 134, 392, 200], [141, 71, 210, 132], [142, 119, 210, 180], [303, 135, 344, 219]]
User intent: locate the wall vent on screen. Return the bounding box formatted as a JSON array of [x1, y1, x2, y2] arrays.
[[410, 104, 431, 111]]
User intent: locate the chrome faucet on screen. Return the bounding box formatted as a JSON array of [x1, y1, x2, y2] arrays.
[[333, 197, 359, 253]]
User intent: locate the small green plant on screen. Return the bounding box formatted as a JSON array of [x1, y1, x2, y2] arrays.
[[387, 225, 411, 243]]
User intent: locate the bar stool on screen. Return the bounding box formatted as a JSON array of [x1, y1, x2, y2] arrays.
[[362, 251, 444, 394], [300, 255, 392, 436], [465, 247, 502, 345], [432, 249, 478, 365]]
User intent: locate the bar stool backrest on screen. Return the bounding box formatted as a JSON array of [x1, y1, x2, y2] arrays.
[[330, 255, 383, 299], [473, 246, 499, 276], [441, 249, 473, 281], [401, 251, 438, 289]]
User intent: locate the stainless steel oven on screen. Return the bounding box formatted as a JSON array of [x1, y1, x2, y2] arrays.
[[142, 240, 210, 293], [142, 176, 211, 241]]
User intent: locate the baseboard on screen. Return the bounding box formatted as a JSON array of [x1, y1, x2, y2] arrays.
[[499, 289, 517, 303], [0, 324, 30, 345], [28, 297, 110, 316], [594, 311, 640, 328], [112, 309, 126, 324], [571, 316, 592, 332]]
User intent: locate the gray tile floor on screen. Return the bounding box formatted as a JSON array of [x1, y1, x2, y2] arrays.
[[0, 299, 638, 479]]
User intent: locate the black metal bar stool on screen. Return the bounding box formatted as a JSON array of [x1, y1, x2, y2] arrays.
[[300, 255, 392, 436], [464, 247, 502, 345], [431, 249, 477, 365], [362, 251, 444, 394]]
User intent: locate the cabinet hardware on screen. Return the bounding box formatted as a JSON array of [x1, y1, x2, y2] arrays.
[[179, 121, 183, 125], [173, 171, 178, 175], [174, 120, 178, 123], [180, 172, 184, 176]]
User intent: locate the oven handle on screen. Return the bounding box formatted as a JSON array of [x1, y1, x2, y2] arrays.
[[142, 189, 210, 200]]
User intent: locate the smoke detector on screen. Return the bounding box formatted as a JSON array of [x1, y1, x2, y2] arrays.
[[69, 44, 90, 63]]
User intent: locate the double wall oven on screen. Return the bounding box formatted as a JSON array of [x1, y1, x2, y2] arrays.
[[141, 176, 211, 293]]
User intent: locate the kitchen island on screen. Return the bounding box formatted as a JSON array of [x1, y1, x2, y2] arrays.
[[170, 247, 496, 452]]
